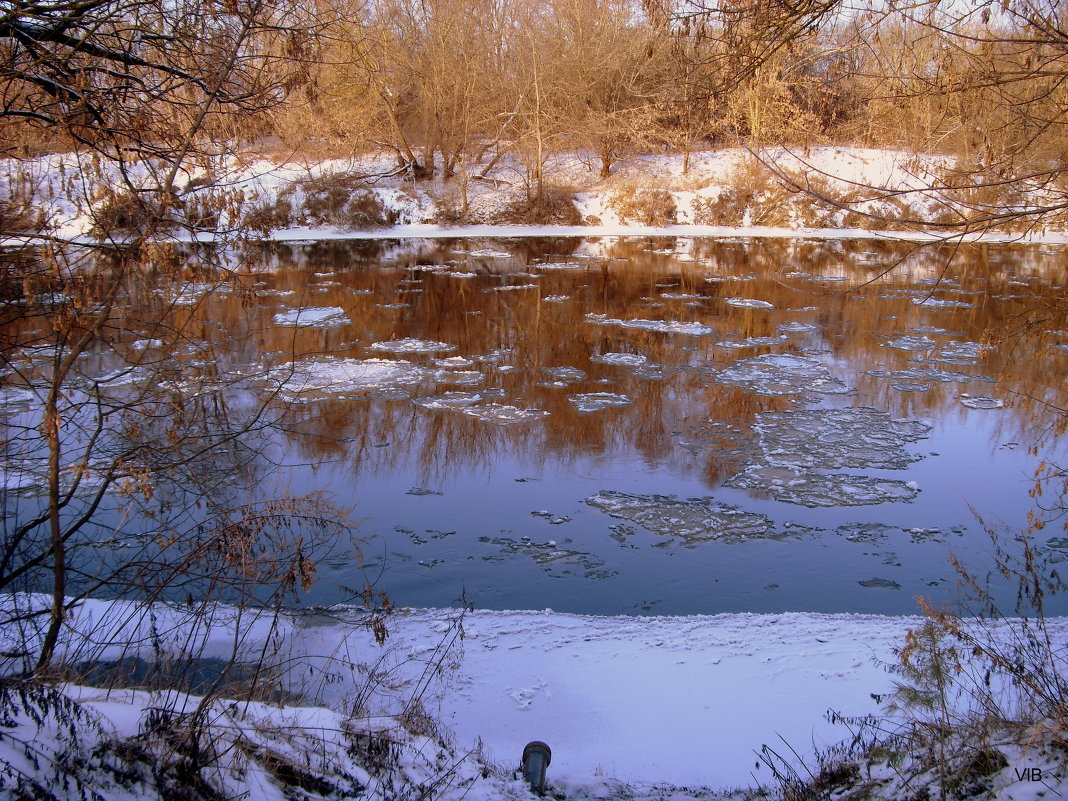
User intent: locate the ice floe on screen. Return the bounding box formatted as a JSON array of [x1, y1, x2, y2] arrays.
[[725, 466, 921, 507], [590, 352, 647, 368], [459, 403, 550, 425], [585, 314, 715, 336], [715, 335, 789, 349], [584, 490, 776, 542], [413, 391, 484, 409], [723, 297, 774, 309], [369, 338, 457, 354], [273, 306, 350, 327], [959, 394, 1004, 409], [868, 366, 996, 384], [705, 354, 852, 396], [267, 357, 428, 400], [567, 392, 632, 412]]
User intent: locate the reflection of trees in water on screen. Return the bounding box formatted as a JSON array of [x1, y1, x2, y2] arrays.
[[94, 237, 1068, 489]]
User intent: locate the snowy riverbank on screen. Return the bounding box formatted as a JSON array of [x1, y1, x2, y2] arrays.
[[6, 596, 1068, 797]]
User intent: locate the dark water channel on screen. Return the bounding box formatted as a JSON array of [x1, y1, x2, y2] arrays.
[[6, 236, 1068, 616]]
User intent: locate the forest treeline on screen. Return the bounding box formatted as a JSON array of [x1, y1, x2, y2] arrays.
[[2, 0, 1068, 226]]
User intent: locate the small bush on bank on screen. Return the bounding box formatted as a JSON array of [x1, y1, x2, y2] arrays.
[[608, 186, 677, 225]]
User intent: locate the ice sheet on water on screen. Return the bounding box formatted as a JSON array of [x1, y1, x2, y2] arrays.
[[433, 369, 482, 386], [959, 395, 1004, 409], [533, 262, 584, 270], [724, 466, 920, 507], [590, 352, 647, 368], [459, 403, 549, 425], [486, 284, 539, 292], [585, 314, 715, 336], [567, 392, 632, 413], [478, 535, 613, 580], [446, 271, 477, 279], [660, 292, 704, 300], [273, 306, 350, 327], [751, 408, 931, 470], [542, 366, 587, 383], [369, 338, 457, 354], [716, 335, 789, 349], [892, 381, 930, 392], [706, 354, 852, 396], [926, 340, 989, 365], [911, 297, 976, 309], [883, 335, 936, 352], [435, 356, 474, 368], [413, 391, 483, 409], [267, 357, 429, 401], [466, 249, 512, 258], [542, 295, 570, 302], [778, 322, 819, 334], [724, 297, 774, 309], [584, 490, 776, 542], [868, 366, 996, 384]]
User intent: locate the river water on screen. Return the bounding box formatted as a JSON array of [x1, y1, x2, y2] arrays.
[[5, 235, 1068, 616]]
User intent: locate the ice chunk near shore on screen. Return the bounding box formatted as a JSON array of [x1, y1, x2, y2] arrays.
[[267, 357, 428, 401], [568, 392, 632, 412], [273, 306, 350, 327], [413, 391, 484, 409], [707, 354, 851, 396], [370, 338, 457, 354], [585, 314, 714, 336], [584, 490, 776, 542]]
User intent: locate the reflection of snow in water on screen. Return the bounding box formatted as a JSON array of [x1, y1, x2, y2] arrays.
[[584, 490, 776, 542], [273, 306, 350, 327], [370, 338, 457, 354], [707, 354, 852, 396], [585, 314, 714, 336], [567, 392, 632, 413]]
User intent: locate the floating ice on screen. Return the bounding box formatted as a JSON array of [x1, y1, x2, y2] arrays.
[[584, 490, 775, 542], [478, 534, 610, 579], [413, 391, 483, 409], [130, 339, 164, 350], [778, 322, 819, 334], [273, 306, 350, 327], [883, 335, 936, 352], [542, 367, 587, 383], [960, 395, 1004, 409], [858, 578, 901, 589], [446, 272, 477, 279], [892, 381, 930, 392], [707, 354, 852, 396], [370, 338, 457, 354], [716, 335, 789, 349], [534, 262, 583, 270], [927, 341, 989, 365], [487, 284, 539, 292], [460, 403, 549, 425], [434, 369, 483, 386], [542, 295, 570, 302], [750, 408, 931, 470], [911, 297, 975, 309], [585, 314, 714, 336], [590, 352, 647, 368], [724, 297, 774, 309], [434, 356, 475, 368], [267, 357, 428, 401], [724, 466, 921, 507], [868, 366, 995, 384], [466, 249, 512, 258], [660, 293, 704, 300], [376, 303, 409, 309], [567, 392, 632, 413]]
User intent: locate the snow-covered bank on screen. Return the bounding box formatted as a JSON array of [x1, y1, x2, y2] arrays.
[[5, 596, 1068, 798], [7, 146, 1068, 245]]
